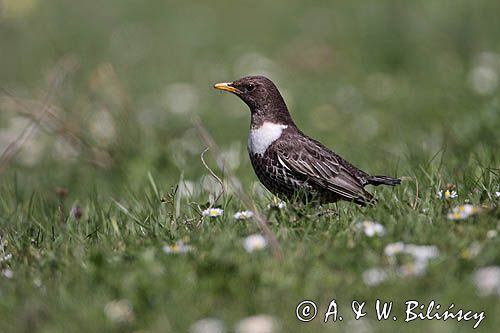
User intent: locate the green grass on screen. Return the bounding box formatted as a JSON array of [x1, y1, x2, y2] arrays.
[[1, 1, 500, 332]]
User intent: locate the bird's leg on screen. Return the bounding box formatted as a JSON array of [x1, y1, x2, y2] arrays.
[[299, 202, 339, 219], [311, 205, 339, 218]]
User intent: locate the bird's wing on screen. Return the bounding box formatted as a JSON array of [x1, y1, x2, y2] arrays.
[[275, 135, 369, 201]]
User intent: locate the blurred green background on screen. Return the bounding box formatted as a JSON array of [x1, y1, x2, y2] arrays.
[[1, 1, 500, 332], [1, 0, 499, 194]]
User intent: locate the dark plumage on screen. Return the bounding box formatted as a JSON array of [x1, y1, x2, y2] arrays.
[[214, 75, 400, 206]]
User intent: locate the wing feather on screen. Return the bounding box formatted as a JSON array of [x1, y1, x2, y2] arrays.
[[276, 135, 370, 201]]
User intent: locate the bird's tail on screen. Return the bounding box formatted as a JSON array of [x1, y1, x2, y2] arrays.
[[367, 175, 401, 186]]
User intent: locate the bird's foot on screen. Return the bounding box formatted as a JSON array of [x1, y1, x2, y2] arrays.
[[309, 206, 338, 218]]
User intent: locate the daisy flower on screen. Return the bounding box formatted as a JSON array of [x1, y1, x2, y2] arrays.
[[243, 234, 267, 253], [436, 190, 458, 200], [486, 230, 498, 239], [267, 198, 286, 210], [384, 242, 405, 257], [495, 191, 500, 198], [189, 318, 226, 333], [385, 242, 439, 260], [447, 204, 481, 220], [362, 267, 388, 286], [235, 315, 278, 333], [234, 210, 254, 220], [473, 266, 500, 296], [404, 244, 440, 262], [0, 253, 12, 263], [461, 242, 482, 259], [359, 220, 386, 237], [384, 243, 439, 277], [400, 262, 428, 277], [104, 299, 135, 324], [2, 269, 13, 279], [163, 240, 192, 254], [202, 207, 224, 218], [277, 202, 286, 209]]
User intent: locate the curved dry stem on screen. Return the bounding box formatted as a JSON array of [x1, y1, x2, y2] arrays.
[[200, 147, 225, 208], [193, 117, 283, 261]]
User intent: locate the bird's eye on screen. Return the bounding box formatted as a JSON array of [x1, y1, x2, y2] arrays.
[[246, 84, 255, 92]]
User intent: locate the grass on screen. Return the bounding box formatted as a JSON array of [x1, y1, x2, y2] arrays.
[[1, 0, 500, 332], [1, 160, 499, 332]]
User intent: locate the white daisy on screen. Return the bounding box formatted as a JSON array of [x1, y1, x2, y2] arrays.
[[163, 240, 192, 254], [362, 267, 387, 286], [462, 242, 482, 259], [202, 207, 224, 218], [384, 243, 439, 277], [104, 299, 135, 324], [234, 210, 254, 220], [243, 234, 267, 253], [495, 191, 500, 198], [399, 261, 428, 277], [0, 253, 12, 262], [473, 266, 500, 296], [404, 244, 440, 262], [235, 314, 278, 333], [469, 64, 498, 95], [189, 318, 226, 333], [447, 204, 481, 220], [359, 220, 386, 237], [436, 190, 458, 200], [2, 269, 13, 279], [384, 242, 405, 257], [267, 199, 286, 210], [486, 230, 498, 239]]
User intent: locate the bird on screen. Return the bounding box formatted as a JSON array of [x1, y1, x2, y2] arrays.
[[213, 75, 400, 206]]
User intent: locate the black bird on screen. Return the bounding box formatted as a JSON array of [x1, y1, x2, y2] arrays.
[[214, 76, 400, 206]]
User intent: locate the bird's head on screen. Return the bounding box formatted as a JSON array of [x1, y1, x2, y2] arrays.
[[214, 76, 293, 125]]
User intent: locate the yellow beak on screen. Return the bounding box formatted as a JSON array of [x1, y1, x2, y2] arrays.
[[213, 82, 240, 93]]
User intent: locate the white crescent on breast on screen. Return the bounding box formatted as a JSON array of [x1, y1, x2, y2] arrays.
[[248, 122, 288, 155]]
